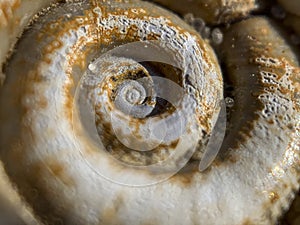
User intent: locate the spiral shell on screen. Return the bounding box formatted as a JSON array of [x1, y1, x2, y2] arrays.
[[150, 0, 268, 24], [221, 16, 300, 219], [0, 0, 299, 225]]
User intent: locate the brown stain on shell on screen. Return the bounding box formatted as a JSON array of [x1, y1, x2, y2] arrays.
[[46, 157, 76, 187], [100, 193, 124, 225], [0, 0, 21, 27], [92, 108, 180, 166], [268, 191, 280, 204], [1, 158, 74, 225], [241, 218, 256, 225]]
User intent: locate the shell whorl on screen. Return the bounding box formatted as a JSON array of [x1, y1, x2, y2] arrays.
[[149, 0, 269, 25], [0, 0, 299, 225]]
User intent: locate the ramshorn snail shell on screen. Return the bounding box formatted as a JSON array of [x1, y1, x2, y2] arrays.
[[0, 0, 299, 225]]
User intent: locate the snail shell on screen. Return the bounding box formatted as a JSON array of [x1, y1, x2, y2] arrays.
[[0, 0, 299, 225], [277, 0, 300, 17], [0, 0, 223, 224], [149, 0, 268, 24], [0, 0, 55, 84], [220, 16, 300, 221]]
